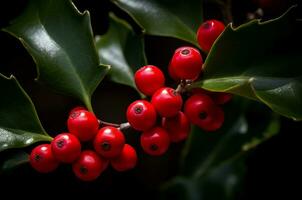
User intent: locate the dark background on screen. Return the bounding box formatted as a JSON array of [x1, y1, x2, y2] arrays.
[[0, 0, 301, 199]]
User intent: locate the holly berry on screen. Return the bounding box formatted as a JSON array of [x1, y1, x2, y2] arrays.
[[169, 47, 203, 80], [69, 106, 86, 115], [134, 65, 165, 96], [197, 20, 225, 52], [29, 144, 59, 173], [67, 110, 99, 141], [192, 88, 232, 105], [111, 144, 137, 172], [72, 150, 104, 181], [93, 126, 125, 158], [184, 94, 224, 131], [162, 111, 191, 142], [140, 127, 170, 156], [127, 100, 157, 131], [151, 87, 183, 117], [51, 133, 81, 163]]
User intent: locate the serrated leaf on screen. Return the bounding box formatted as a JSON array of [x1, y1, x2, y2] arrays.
[[96, 13, 147, 91], [111, 0, 203, 46], [162, 98, 280, 200], [0, 74, 52, 152], [194, 6, 302, 120], [3, 0, 109, 111]]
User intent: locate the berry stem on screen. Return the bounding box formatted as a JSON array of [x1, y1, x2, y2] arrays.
[[175, 80, 189, 94], [99, 120, 131, 131], [99, 120, 120, 128], [119, 122, 131, 131]]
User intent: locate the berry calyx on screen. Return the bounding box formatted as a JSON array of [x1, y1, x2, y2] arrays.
[[169, 47, 203, 80], [67, 110, 99, 141], [151, 87, 183, 117], [93, 126, 125, 158], [134, 65, 165, 96], [162, 111, 191, 142], [51, 133, 81, 163], [197, 20, 225, 52], [140, 127, 170, 156], [111, 144, 137, 172], [126, 100, 157, 131], [29, 144, 59, 173], [72, 150, 104, 181], [184, 94, 224, 131]]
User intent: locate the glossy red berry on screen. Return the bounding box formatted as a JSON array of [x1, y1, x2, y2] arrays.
[[192, 88, 232, 105], [184, 94, 224, 131], [169, 47, 203, 80], [134, 65, 165, 96], [69, 106, 86, 115], [51, 133, 81, 163], [29, 144, 59, 173], [111, 144, 137, 172], [72, 150, 104, 181], [151, 87, 183, 117], [126, 100, 157, 131], [93, 126, 125, 158], [140, 127, 170, 156], [197, 20, 225, 52], [162, 111, 191, 143], [67, 110, 99, 141]]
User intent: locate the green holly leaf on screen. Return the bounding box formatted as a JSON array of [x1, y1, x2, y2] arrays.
[[194, 6, 302, 120], [96, 13, 147, 91], [111, 0, 203, 46], [0, 74, 52, 152], [1, 151, 29, 172], [3, 0, 110, 111], [161, 98, 280, 200]]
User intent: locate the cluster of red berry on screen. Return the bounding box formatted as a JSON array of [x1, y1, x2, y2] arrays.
[[30, 108, 137, 181], [29, 19, 230, 181]]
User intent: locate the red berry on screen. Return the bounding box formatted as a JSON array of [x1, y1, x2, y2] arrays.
[[151, 87, 183, 117], [134, 65, 165, 96], [140, 127, 170, 156], [184, 94, 224, 131], [126, 100, 157, 131], [162, 111, 191, 143], [191, 88, 232, 105], [169, 47, 203, 80], [29, 144, 59, 173], [100, 157, 109, 172], [197, 20, 225, 52], [93, 126, 125, 158], [67, 110, 99, 141], [111, 144, 137, 172], [72, 150, 104, 181], [69, 106, 86, 115], [51, 133, 81, 163]]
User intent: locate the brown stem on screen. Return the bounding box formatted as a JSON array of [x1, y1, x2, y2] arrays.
[[98, 120, 132, 131]]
